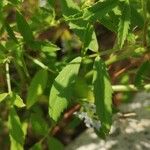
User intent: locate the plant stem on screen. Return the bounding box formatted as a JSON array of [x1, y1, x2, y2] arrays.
[[142, 0, 148, 47], [112, 84, 150, 92], [5, 61, 12, 94], [26, 55, 56, 73]]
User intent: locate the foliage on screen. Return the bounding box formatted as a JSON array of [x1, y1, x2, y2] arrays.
[[0, 0, 150, 149]]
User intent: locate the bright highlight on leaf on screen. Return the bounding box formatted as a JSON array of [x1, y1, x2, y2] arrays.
[[93, 56, 112, 137], [49, 57, 82, 122]]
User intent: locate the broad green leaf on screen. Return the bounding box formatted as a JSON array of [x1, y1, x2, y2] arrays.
[[16, 11, 34, 43], [30, 113, 48, 136], [134, 61, 150, 87], [8, 107, 24, 150], [0, 93, 8, 103], [93, 56, 112, 137], [47, 136, 64, 150], [26, 69, 48, 108], [83, 0, 119, 21], [60, 0, 80, 16], [11, 93, 25, 108], [5, 21, 18, 43], [117, 0, 131, 49], [49, 57, 82, 122]]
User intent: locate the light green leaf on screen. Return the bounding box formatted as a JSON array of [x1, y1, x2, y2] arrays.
[[26, 69, 48, 108], [0, 93, 8, 103], [84, 24, 98, 52], [117, 0, 131, 49], [47, 136, 64, 150], [11, 93, 25, 108], [16, 11, 34, 43], [93, 56, 112, 137], [8, 107, 24, 150], [134, 61, 150, 87], [49, 57, 82, 122]]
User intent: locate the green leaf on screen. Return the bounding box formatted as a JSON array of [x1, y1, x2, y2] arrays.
[[29, 41, 60, 53], [30, 143, 42, 150], [134, 61, 150, 87], [60, 0, 80, 16], [26, 69, 48, 108], [84, 24, 98, 52], [47, 136, 64, 150], [11, 93, 26, 108], [83, 0, 119, 21], [49, 57, 82, 122], [130, 6, 144, 28], [93, 56, 112, 137], [0, 93, 8, 103], [8, 107, 24, 150], [117, 0, 131, 49], [16, 11, 34, 43], [5, 21, 18, 43], [30, 113, 48, 136], [100, 16, 118, 33]]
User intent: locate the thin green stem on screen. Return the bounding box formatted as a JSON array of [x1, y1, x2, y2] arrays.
[[26, 55, 56, 74], [112, 84, 150, 92], [5, 61, 12, 94]]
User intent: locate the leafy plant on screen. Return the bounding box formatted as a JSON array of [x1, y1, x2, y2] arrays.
[[0, 0, 150, 149]]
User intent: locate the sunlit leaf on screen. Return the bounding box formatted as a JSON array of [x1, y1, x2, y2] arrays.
[[11, 93, 25, 108], [49, 57, 81, 122], [0, 93, 8, 103]]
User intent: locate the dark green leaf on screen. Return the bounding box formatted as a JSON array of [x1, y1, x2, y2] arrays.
[[49, 57, 82, 122], [93, 56, 112, 137], [30, 143, 42, 150], [5, 21, 18, 43], [26, 69, 48, 108], [60, 0, 80, 16], [16, 11, 34, 43], [134, 61, 150, 87], [30, 113, 48, 136], [47, 136, 64, 150], [83, 0, 119, 21]]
